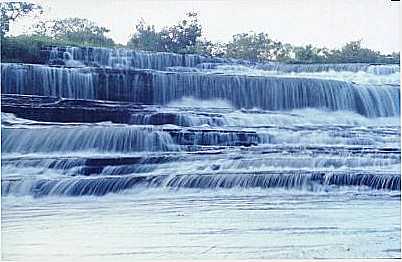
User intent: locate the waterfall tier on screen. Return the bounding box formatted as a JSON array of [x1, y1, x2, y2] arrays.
[[42, 46, 400, 75], [2, 63, 399, 117], [2, 170, 399, 197], [254, 63, 400, 75], [42, 46, 226, 70]]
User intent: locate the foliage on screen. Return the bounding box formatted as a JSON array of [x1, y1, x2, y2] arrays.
[[161, 12, 202, 53], [273, 43, 293, 62], [127, 18, 165, 52], [293, 45, 328, 63], [2, 14, 115, 63], [291, 41, 399, 64], [225, 32, 270, 62], [224, 32, 293, 62], [327, 40, 381, 63], [190, 40, 226, 57], [3, 35, 55, 63], [1, 34, 111, 64], [0, 1, 42, 37], [127, 12, 202, 54], [32, 17, 115, 47], [1, 7, 399, 64], [126, 16, 400, 63]]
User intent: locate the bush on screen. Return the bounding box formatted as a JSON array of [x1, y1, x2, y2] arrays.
[[127, 12, 202, 54], [1, 34, 116, 64], [32, 18, 115, 48]]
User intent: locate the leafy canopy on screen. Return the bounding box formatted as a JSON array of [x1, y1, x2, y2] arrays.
[[128, 12, 202, 54], [0, 1, 42, 37], [32, 17, 115, 47]]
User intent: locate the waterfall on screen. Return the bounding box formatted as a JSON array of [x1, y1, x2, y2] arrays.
[[41, 46, 223, 69], [197, 62, 400, 75], [151, 72, 400, 117], [4, 154, 399, 175], [255, 63, 400, 75], [1, 125, 264, 154], [1, 63, 96, 99], [1, 126, 179, 153], [1, 63, 154, 102], [1, 46, 400, 199], [3, 63, 398, 117], [2, 171, 399, 197], [1, 36, 401, 262]]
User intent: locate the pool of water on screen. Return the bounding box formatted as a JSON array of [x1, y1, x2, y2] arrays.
[[2, 188, 400, 261]]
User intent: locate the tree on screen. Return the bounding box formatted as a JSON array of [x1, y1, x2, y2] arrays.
[[293, 44, 326, 63], [389, 52, 400, 64], [161, 12, 202, 53], [327, 40, 381, 63], [0, 1, 42, 37], [190, 40, 226, 57], [127, 18, 165, 51], [127, 12, 202, 53], [225, 32, 289, 62], [267, 41, 293, 62], [33, 17, 115, 47]]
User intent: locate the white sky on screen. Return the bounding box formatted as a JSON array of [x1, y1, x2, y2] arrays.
[[10, 0, 401, 53]]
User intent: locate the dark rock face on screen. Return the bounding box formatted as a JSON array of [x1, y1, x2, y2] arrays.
[[1, 94, 141, 124], [1, 94, 228, 126]]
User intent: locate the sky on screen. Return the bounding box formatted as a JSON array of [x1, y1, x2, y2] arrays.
[[10, 0, 401, 53]]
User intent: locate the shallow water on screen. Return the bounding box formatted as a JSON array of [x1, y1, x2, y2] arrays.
[[1, 53, 400, 260], [2, 188, 400, 261], [2, 109, 400, 260]]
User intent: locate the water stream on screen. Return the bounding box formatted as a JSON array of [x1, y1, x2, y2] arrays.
[[1, 46, 400, 260]]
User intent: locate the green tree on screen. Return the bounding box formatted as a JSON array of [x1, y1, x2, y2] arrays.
[[190, 40, 226, 57], [127, 18, 165, 51], [327, 40, 381, 63], [0, 1, 42, 37], [225, 32, 289, 62], [226, 32, 269, 62], [293, 44, 326, 63], [33, 17, 115, 47], [127, 12, 202, 53], [161, 12, 202, 53]]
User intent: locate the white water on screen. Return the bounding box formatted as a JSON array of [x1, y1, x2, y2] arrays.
[[206, 64, 401, 86], [2, 63, 400, 117], [1, 48, 400, 260]]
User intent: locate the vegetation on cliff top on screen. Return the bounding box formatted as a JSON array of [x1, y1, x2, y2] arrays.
[[0, 2, 399, 64]]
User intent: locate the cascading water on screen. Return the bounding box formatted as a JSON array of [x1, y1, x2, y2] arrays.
[[42, 46, 225, 69], [1, 63, 96, 99], [1, 125, 180, 153], [2, 63, 399, 117], [254, 62, 400, 75], [151, 71, 400, 117], [1, 46, 400, 260]]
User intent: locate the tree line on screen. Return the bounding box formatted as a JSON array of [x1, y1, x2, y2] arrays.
[[1, 2, 399, 64]]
